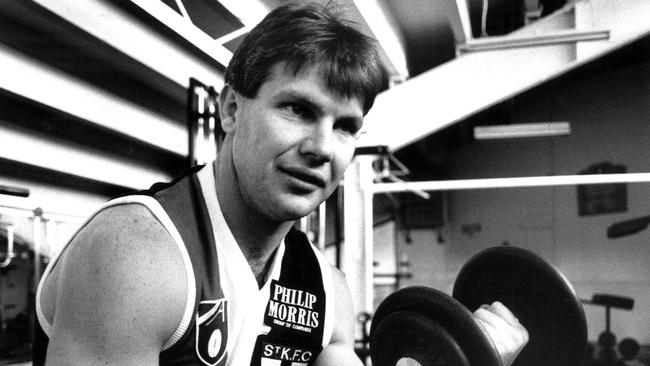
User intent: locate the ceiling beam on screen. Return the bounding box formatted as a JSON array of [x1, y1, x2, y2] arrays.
[[358, 0, 650, 150], [351, 0, 408, 79], [0, 42, 187, 156], [217, 0, 269, 27], [445, 0, 474, 44], [0, 122, 171, 191], [31, 0, 225, 89]]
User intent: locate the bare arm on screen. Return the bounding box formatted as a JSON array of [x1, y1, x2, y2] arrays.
[[45, 204, 187, 365], [313, 268, 363, 366], [312, 273, 526, 366]]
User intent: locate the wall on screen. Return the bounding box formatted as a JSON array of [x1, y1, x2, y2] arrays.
[[0, 0, 228, 255], [392, 59, 650, 344], [0, 2, 227, 361]]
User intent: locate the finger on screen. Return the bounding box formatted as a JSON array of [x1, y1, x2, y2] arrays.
[[485, 301, 521, 327], [473, 308, 511, 345], [473, 306, 529, 348], [473, 306, 510, 330], [473, 308, 529, 366]]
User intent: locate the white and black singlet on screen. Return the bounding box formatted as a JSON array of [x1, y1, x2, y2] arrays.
[[34, 163, 336, 365]]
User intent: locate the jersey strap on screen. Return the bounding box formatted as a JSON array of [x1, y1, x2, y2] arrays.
[[150, 165, 228, 366]]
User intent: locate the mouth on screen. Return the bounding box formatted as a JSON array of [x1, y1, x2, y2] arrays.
[[279, 166, 327, 188]]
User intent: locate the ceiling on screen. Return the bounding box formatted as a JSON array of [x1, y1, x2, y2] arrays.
[[379, 0, 568, 76], [262, 0, 571, 78], [150, 0, 595, 89], [260, 0, 466, 79], [187, 0, 570, 79]]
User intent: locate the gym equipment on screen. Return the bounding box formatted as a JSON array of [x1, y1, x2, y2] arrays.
[[354, 312, 372, 362], [187, 78, 219, 167], [369, 246, 587, 366], [582, 293, 634, 364], [607, 215, 650, 238], [0, 224, 15, 267], [586, 293, 634, 336]]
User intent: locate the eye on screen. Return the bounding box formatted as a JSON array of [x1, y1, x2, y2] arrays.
[[283, 102, 313, 120], [334, 119, 363, 138]]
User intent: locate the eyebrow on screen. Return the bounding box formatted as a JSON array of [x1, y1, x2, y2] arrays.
[[277, 90, 323, 114]]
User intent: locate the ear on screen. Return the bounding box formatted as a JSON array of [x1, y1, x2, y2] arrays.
[[218, 84, 239, 134]]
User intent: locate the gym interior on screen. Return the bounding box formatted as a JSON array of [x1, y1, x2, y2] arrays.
[[1, 0, 649, 365]]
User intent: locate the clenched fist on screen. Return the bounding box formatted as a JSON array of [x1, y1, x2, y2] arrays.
[[473, 301, 529, 366]]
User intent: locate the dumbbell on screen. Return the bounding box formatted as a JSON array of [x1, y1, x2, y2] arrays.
[[369, 246, 587, 366]]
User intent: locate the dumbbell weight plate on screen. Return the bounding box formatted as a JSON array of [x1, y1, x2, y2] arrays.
[[371, 311, 470, 366], [453, 246, 587, 366], [370, 286, 501, 366]]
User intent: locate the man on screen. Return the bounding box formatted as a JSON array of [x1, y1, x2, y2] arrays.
[[34, 2, 527, 365]]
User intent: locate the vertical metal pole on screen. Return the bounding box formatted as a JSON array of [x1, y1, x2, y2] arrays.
[[45, 219, 58, 258], [574, 0, 595, 59], [343, 155, 375, 337], [605, 305, 613, 363], [317, 201, 326, 251], [32, 209, 43, 291], [334, 187, 344, 268], [0, 224, 14, 268], [298, 216, 308, 233], [208, 116, 217, 162], [207, 87, 219, 162]]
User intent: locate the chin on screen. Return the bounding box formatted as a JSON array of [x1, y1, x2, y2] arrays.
[[270, 196, 322, 221]]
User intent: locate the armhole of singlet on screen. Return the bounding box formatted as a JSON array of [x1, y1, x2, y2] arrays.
[[310, 245, 335, 348], [34, 196, 197, 352], [35, 207, 99, 336]]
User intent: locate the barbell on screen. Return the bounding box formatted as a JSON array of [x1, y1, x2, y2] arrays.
[[369, 246, 587, 366]]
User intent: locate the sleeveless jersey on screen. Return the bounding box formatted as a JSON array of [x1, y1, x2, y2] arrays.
[[34, 163, 335, 365]]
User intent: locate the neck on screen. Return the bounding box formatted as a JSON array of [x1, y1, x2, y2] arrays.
[[213, 159, 293, 285]]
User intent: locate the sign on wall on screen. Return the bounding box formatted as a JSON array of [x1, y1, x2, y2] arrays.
[[577, 162, 628, 216]]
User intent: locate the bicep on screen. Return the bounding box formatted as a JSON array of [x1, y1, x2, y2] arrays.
[[46, 205, 187, 366], [314, 267, 363, 366]]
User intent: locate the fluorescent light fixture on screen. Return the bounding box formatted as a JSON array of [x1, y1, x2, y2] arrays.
[[474, 122, 571, 140], [352, 0, 409, 78]]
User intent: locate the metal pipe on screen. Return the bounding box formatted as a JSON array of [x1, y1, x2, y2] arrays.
[[33, 212, 43, 289], [0, 224, 15, 268], [373, 173, 650, 194], [318, 201, 326, 251], [0, 203, 85, 224], [457, 29, 610, 53], [334, 187, 343, 269]]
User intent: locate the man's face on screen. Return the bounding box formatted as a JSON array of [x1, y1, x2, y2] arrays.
[[226, 62, 364, 222]]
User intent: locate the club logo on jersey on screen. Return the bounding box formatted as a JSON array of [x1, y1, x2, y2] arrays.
[[264, 281, 322, 334], [196, 299, 228, 366], [260, 340, 314, 366]]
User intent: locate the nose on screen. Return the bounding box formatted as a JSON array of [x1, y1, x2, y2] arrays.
[[299, 122, 334, 164]]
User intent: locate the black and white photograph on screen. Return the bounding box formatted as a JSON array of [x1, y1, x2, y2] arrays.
[[0, 0, 649, 365]]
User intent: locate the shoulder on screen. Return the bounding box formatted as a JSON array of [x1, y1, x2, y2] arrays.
[[61, 202, 184, 286], [45, 202, 188, 362], [63, 201, 187, 310]]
